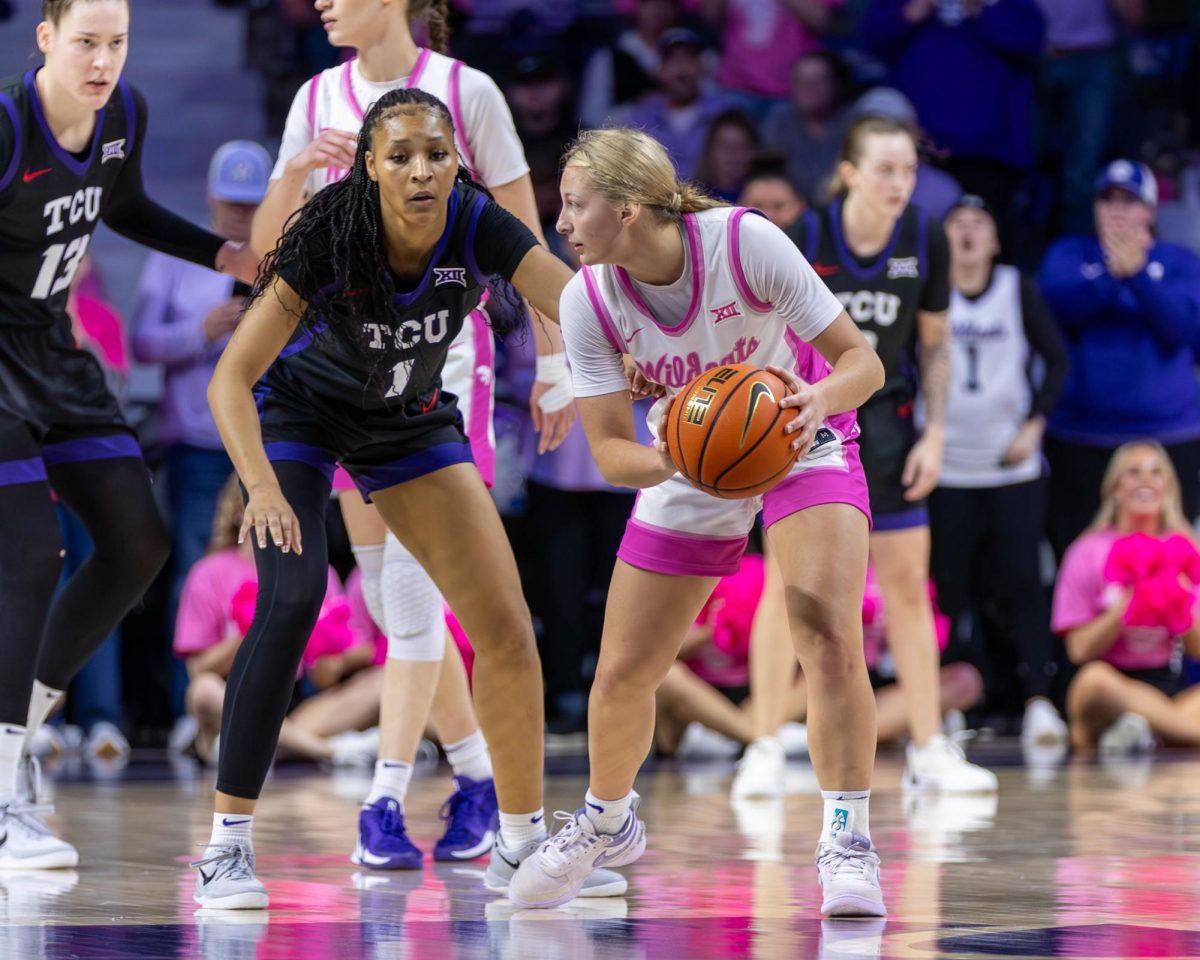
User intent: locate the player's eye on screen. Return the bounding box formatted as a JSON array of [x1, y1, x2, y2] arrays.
[[391, 154, 407, 164], [431, 150, 448, 161]]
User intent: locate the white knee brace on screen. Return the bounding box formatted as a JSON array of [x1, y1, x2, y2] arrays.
[[350, 543, 386, 632], [382, 532, 446, 662]]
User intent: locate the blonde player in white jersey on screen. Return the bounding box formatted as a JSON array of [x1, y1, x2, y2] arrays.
[[250, 0, 578, 873], [508, 129, 889, 916]]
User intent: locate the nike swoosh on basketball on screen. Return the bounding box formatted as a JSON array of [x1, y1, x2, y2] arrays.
[[23, 168, 52, 182], [448, 830, 495, 860]]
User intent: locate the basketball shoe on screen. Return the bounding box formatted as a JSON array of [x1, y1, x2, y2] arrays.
[[904, 734, 998, 793], [731, 737, 785, 799], [192, 843, 268, 910], [483, 834, 628, 898], [815, 831, 886, 917], [352, 797, 423, 869], [507, 801, 645, 908], [434, 776, 498, 861], [0, 799, 78, 870]]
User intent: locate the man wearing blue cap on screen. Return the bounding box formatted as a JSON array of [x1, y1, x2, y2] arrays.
[[130, 140, 272, 738], [1039, 159, 1200, 560]]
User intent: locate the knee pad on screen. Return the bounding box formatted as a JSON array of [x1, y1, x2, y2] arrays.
[[382, 532, 446, 661]]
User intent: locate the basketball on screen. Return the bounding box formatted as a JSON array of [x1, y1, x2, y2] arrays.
[[665, 363, 799, 499]]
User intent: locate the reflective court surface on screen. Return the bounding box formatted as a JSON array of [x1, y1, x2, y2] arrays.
[[8, 746, 1200, 959]]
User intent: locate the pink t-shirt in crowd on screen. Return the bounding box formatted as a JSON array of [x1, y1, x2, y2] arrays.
[[174, 549, 350, 661], [715, 0, 840, 99], [1052, 529, 1176, 671], [344, 567, 387, 667]]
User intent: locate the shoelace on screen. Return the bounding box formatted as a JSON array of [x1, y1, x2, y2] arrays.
[[191, 844, 255, 882], [539, 811, 602, 870], [377, 800, 406, 839], [817, 841, 876, 880], [18, 757, 42, 805], [2, 802, 56, 838], [438, 786, 485, 845]]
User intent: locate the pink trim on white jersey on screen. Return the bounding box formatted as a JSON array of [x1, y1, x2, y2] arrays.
[[446, 60, 476, 175], [581, 265, 625, 354], [784, 328, 859, 444], [307, 76, 319, 136], [611, 213, 705, 338], [727, 209, 773, 313], [465, 308, 496, 487]]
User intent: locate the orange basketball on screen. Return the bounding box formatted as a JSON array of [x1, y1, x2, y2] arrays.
[[665, 363, 799, 499]]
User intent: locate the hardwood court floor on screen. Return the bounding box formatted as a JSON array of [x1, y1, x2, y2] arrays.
[[7, 745, 1200, 959]]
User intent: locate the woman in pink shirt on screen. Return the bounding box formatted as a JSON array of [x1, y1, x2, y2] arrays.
[[1053, 441, 1200, 753], [176, 480, 384, 764]]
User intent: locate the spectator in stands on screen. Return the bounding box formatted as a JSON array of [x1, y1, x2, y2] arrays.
[[861, 0, 1045, 245], [578, 0, 684, 127], [737, 161, 807, 231], [503, 51, 577, 159], [131, 140, 272, 721], [702, 0, 840, 123], [760, 51, 852, 205], [1034, 0, 1141, 235], [929, 195, 1070, 747], [1053, 441, 1200, 754], [176, 480, 383, 766], [694, 109, 759, 201], [1039, 160, 1200, 561], [618, 28, 736, 179]]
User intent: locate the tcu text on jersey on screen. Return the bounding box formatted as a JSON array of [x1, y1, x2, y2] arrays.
[[32, 187, 103, 299], [836, 289, 901, 344]]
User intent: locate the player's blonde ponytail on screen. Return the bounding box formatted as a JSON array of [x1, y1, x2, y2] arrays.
[[563, 128, 724, 222]]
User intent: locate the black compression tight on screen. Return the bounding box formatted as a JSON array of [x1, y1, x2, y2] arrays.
[[216, 462, 332, 800], [0, 456, 169, 724]]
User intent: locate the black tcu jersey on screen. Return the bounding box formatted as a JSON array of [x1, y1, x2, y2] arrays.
[[261, 182, 536, 455], [0, 71, 136, 329], [789, 199, 950, 516]]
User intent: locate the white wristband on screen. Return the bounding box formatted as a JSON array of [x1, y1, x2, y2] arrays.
[[534, 353, 573, 413]]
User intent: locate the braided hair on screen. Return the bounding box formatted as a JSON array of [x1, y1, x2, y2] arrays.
[[408, 0, 451, 54], [251, 87, 523, 392]]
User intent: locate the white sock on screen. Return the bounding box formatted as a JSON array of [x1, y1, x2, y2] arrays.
[[23, 681, 62, 755], [364, 759, 413, 807], [821, 789, 871, 843], [351, 544, 387, 632], [444, 730, 492, 784], [499, 809, 547, 850], [584, 789, 633, 835], [209, 811, 253, 850], [0, 724, 25, 806]]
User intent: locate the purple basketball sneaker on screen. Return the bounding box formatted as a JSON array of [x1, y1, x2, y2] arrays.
[[352, 798, 424, 870], [433, 776, 499, 861]]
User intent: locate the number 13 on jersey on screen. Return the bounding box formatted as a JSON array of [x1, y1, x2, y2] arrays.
[[31, 235, 91, 300]]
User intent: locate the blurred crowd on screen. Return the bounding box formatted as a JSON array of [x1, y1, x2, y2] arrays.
[[34, 0, 1200, 774]]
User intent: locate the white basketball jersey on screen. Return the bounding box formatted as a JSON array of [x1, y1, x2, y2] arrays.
[[299, 50, 479, 196], [578, 207, 858, 462], [940, 264, 1040, 487]]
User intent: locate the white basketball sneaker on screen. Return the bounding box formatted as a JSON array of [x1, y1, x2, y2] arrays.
[[815, 831, 886, 917], [0, 801, 79, 870], [508, 801, 645, 908], [904, 734, 998, 794], [1021, 698, 1068, 747], [731, 737, 785, 799], [192, 844, 268, 910], [1099, 712, 1155, 756]]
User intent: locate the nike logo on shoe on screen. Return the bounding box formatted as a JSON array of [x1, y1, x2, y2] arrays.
[[496, 849, 520, 870], [357, 848, 398, 867], [448, 830, 494, 860], [198, 866, 215, 884]]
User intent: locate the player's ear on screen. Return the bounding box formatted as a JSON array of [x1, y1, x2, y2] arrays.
[[36, 21, 52, 55], [619, 202, 640, 227], [365, 150, 378, 184]]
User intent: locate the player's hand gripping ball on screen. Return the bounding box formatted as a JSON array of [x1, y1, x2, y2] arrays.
[[665, 363, 799, 499]]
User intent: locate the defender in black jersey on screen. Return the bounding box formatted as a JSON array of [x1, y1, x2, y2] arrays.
[[774, 116, 998, 794], [0, 0, 260, 870], [196, 88, 578, 909]]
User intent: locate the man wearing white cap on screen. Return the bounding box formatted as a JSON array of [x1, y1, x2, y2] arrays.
[[130, 140, 272, 737], [1039, 159, 1200, 559]]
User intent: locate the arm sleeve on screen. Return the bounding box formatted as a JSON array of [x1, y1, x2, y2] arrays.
[[471, 199, 540, 280], [738, 213, 844, 342], [101, 88, 225, 269], [1124, 250, 1200, 351], [173, 560, 228, 657], [560, 275, 630, 398], [1037, 237, 1122, 333], [129, 255, 210, 366], [1019, 275, 1069, 418], [919, 218, 951, 313], [458, 67, 530, 188], [271, 78, 316, 181]]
